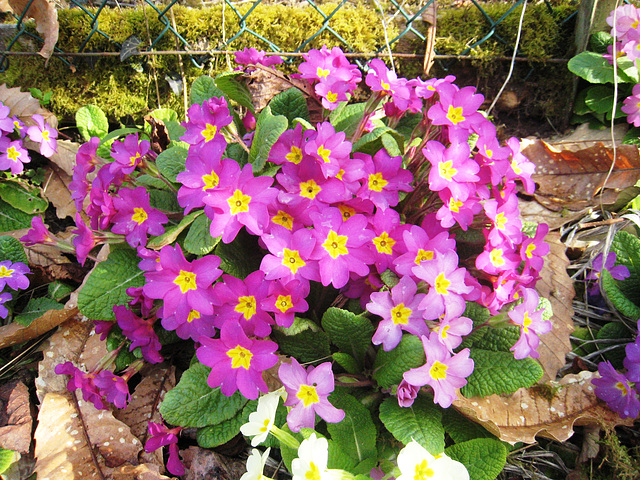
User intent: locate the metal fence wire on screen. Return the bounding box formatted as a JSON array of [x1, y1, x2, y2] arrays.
[[0, 0, 578, 73]]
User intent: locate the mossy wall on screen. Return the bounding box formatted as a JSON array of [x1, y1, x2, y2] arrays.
[[1, 0, 578, 129]]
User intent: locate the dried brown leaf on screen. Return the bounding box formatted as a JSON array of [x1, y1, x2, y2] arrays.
[[0, 84, 57, 128], [47, 139, 80, 177], [454, 371, 635, 444], [535, 231, 575, 381], [42, 164, 76, 219], [182, 447, 245, 480], [0, 305, 78, 351], [522, 139, 640, 212], [5, 0, 58, 59], [0, 381, 33, 453]]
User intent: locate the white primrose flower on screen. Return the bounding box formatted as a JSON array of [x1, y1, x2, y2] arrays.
[[240, 448, 271, 480], [291, 433, 330, 480], [240, 389, 284, 447], [397, 440, 469, 480]]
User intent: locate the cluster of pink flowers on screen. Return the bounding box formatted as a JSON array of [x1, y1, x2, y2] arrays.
[[0, 102, 57, 174], [0, 260, 30, 319]]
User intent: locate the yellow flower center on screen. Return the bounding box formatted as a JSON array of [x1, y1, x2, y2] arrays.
[[296, 384, 320, 407], [429, 361, 448, 381], [391, 303, 412, 325], [286, 146, 303, 164], [373, 231, 396, 255], [173, 270, 197, 294], [616, 381, 630, 396], [441, 325, 450, 338], [322, 230, 349, 259], [276, 294, 294, 313], [438, 160, 458, 181], [228, 189, 251, 215], [317, 145, 331, 163], [413, 458, 435, 479], [317, 67, 330, 79], [6, 146, 20, 162], [131, 207, 148, 225], [525, 243, 536, 259], [414, 249, 434, 265], [187, 310, 201, 323], [494, 212, 508, 230], [306, 462, 322, 480], [489, 248, 505, 267], [299, 179, 321, 199], [201, 123, 218, 142], [434, 272, 450, 295], [335, 169, 345, 180], [282, 248, 306, 274], [522, 311, 532, 333], [446, 105, 465, 125], [259, 418, 271, 433], [368, 172, 389, 192], [381, 81, 391, 91], [326, 91, 338, 103], [202, 171, 220, 191], [449, 197, 463, 213], [511, 158, 523, 175], [42, 130, 50, 141], [0, 266, 14, 278], [129, 152, 141, 166], [272, 210, 294, 230], [235, 296, 257, 320], [338, 204, 356, 221], [227, 345, 253, 370]]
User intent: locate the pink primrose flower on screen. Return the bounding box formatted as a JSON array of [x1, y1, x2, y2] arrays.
[[367, 207, 409, 273], [403, 332, 474, 408], [0, 260, 29, 291], [196, 321, 278, 399], [520, 223, 550, 275], [259, 224, 320, 285], [436, 189, 481, 231], [54, 361, 106, 410], [260, 279, 309, 328], [26, 114, 57, 157], [234, 47, 283, 68], [592, 361, 640, 419], [607, 4, 640, 43], [181, 96, 232, 150], [109, 133, 149, 176], [507, 288, 552, 359], [160, 302, 216, 342], [356, 149, 413, 209], [72, 213, 96, 266], [111, 187, 169, 248], [0, 292, 12, 319], [396, 379, 420, 407], [427, 83, 485, 131], [93, 370, 131, 409], [0, 140, 30, 174], [393, 225, 455, 279], [278, 358, 345, 432], [433, 315, 473, 352], [424, 138, 479, 201], [623, 84, 640, 127], [0, 103, 14, 134], [145, 421, 184, 476], [115, 305, 163, 364], [304, 122, 352, 179], [21, 216, 56, 246]]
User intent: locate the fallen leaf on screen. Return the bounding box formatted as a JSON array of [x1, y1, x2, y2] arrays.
[[0, 84, 57, 128], [0, 305, 78, 351], [42, 164, 76, 219], [46, 139, 80, 177], [0, 381, 33, 453], [522, 139, 640, 212], [454, 371, 635, 444], [535, 231, 575, 381], [182, 446, 246, 480], [5, 0, 58, 59]]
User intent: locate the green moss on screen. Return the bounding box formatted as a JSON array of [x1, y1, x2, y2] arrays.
[[2, 0, 577, 126]]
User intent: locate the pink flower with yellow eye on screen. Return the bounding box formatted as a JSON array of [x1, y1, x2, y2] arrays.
[[111, 187, 168, 248]]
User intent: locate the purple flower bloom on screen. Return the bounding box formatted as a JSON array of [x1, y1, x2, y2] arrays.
[[397, 379, 420, 407], [298, 46, 361, 87], [114, 305, 163, 364], [520, 223, 550, 275], [259, 224, 320, 285], [403, 332, 474, 408], [181, 96, 232, 150], [507, 288, 552, 359], [356, 149, 413, 209], [235, 47, 283, 68], [142, 244, 221, 316], [365, 58, 412, 110], [70, 137, 101, 211], [196, 321, 278, 399], [434, 315, 473, 352], [109, 134, 149, 176], [366, 275, 429, 351], [278, 358, 345, 432], [261, 279, 309, 328], [111, 187, 169, 248], [94, 370, 131, 409], [0, 140, 30, 174], [20, 216, 56, 246], [587, 252, 630, 297], [54, 361, 106, 410], [624, 337, 640, 383], [26, 114, 57, 157], [309, 208, 375, 289], [393, 225, 455, 279], [592, 361, 640, 419], [0, 103, 14, 134], [160, 303, 216, 342], [94, 320, 114, 341], [424, 138, 479, 201], [483, 194, 523, 247], [304, 122, 352, 179], [268, 123, 311, 166], [0, 292, 12, 319], [145, 421, 185, 476], [72, 213, 96, 266], [427, 83, 485, 131], [204, 163, 278, 243], [0, 261, 29, 291]]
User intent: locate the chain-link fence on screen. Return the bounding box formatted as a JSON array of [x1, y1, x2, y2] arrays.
[[0, 0, 579, 74]]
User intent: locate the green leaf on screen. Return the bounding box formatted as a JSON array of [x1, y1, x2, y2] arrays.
[[197, 400, 255, 448], [353, 127, 399, 155], [568, 51, 628, 84], [278, 424, 307, 473], [215, 233, 264, 279], [590, 31, 613, 54], [373, 334, 425, 389], [96, 127, 140, 160], [147, 210, 202, 249], [160, 361, 248, 428], [149, 189, 181, 213], [184, 213, 220, 255], [75, 105, 109, 142], [392, 113, 422, 143], [0, 235, 28, 264], [248, 106, 288, 173], [0, 448, 15, 475], [602, 269, 640, 319], [597, 321, 632, 369], [215, 71, 255, 113], [77, 248, 145, 321], [190, 75, 224, 105], [445, 438, 508, 480], [47, 281, 75, 301], [611, 230, 640, 304], [333, 352, 360, 374], [14, 297, 64, 326], [623, 127, 640, 146], [0, 181, 48, 214], [461, 349, 544, 398], [573, 88, 591, 116], [584, 85, 616, 114], [330, 102, 365, 137], [473, 326, 521, 352], [155, 145, 188, 182], [442, 408, 497, 443], [272, 317, 331, 364], [149, 108, 179, 123], [321, 308, 374, 366], [165, 120, 187, 144], [378, 395, 445, 454], [0, 198, 36, 233], [326, 392, 377, 466], [463, 302, 491, 324], [269, 88, 310, 125]]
